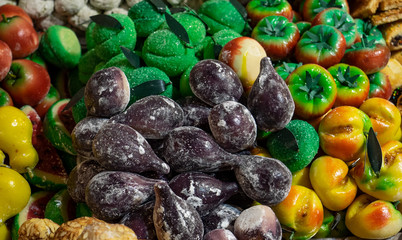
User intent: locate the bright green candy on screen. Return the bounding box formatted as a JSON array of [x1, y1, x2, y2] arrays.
[[296, 21, 311, 36], [39, 25, 81, 69], [159, 12, 206, 47], [91, 13, 137, 61], [68, 67, 85, 98], [128, 0, 169, 38], [274, 62, 303, 81], [198, 0, 246, 35], [76, 202, 93, 218], [43, 99, 76, 155], [85, 21, 96, 51], [78, 48, 103, 84], [0, 87, 12, 106], [203, 29, 241, 59], [266, 119, 319, 173], [179, 62, 197, 97], [355, 18, 386, 46], [142, 29, 197, 77], [72, 97, 87, 124], [44, 189, 74, 225]]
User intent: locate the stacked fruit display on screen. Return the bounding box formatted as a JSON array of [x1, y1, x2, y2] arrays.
[[0, 0, 401, 239]]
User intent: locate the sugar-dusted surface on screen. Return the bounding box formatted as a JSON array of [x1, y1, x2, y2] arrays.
[[202, 203, 241, 233]]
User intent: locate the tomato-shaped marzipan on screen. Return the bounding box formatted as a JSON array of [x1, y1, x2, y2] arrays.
[[328, 63, 369, 107], [246, 0, 293, 27], [287, 64, 337, 120], [343, 36, 391, 75], [296, 21, 311, 36], [302, 0, 349, 22], [368, 71, 392, 100], [275, 62, 302, 80], [312, 8, 358, 48], [252, 15, 300, 61], [295, 25, 346, 68], [355, 18, 386, 46]]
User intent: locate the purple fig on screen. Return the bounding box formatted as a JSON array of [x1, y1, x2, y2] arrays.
[[204, 229, 238, 240]]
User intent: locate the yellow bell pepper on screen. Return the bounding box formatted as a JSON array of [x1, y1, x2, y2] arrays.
[[0, 106, 38, 173]]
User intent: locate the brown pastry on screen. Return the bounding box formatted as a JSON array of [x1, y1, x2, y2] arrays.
[[350, 0, 381, 19], [51, 217, 105, 240], [371, 7, 402, 25], [77, 221, 138, 240], [392, 50, 402, 64], [380, 57, 402, 90], [18, 218, 60, 240], [379, 0, 402, 11]]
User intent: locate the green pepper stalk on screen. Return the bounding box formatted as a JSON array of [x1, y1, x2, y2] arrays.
[[251, 15, 300, 61], [275, 62, 303, 81], [246, 0, 293, 26], [328, 63, 370, 107], [286, 63, 337, 120], [302, 0, 349, 22], [355, 18, 386, 46]]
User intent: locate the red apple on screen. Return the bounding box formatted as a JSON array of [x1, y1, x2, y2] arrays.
[[0, 15, 39, 59], [34, 84, 61, 119], [0, 39, 12, 81], [2, 59, 50, 107], [0, 4, 33, 26]]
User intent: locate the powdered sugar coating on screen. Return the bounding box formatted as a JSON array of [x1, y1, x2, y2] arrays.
[[92, 122, 170, 174], [247, 57, 295, 132], [189, 59, 243, 106], [110, 95, 184, 139], [176, 96, 211, 130], [235, 155, 292, 206], [72, 116, 109, 156], [85, 67, 130, 117], [153, 181, 204, 240], [234, 205, 282, 240], [202, 204, 241, 233], [85, 171, 161, 221], [208, 101, 257, 153], [168, 172, 238, 216], [204, 229, 238, 240]]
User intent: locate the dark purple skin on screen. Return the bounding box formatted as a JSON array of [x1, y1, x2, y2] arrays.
[[202, 204, 242, 234], [85, 171, 162, 221], [67, 158, 105, 203], [247, 57, 295, 132], [71, 116, 109, 157], [85, 67, 130, 117], [153, 181, 204, 240], [189, 59, 243, 106], [234, 205, 282, 240], [92, 122, 170, 175], [204, 229, 238, 240], [110, 95, 184, 139], [168, 172, 238, 216], [162, 126, 241, 173], [120, 201, 157, 240], [208, 101, 257, 153], [176, 96, 212, 131], [234, 155, 292, 206]]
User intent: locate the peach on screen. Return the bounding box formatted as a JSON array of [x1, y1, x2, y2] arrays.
[[219, 36, 267, 95], [310, 156, 357, 211], [345, 194, 402, 239], [272, 185, 323, 240]]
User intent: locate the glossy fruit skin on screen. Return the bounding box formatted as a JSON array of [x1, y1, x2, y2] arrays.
[[0, 87, 12, 107], [367, 71, 392, 100], [355, 18, 386, 46], [310, 156, 357, 211], [251, 15, 300, 61], [359, 98, 401, 146], [295, 25, 346, 68], [318, 106, 372, 162], [0, 106, 38, 173], [343, 43, 391, 75], [0, 166, 31, 224], [2, 59, 50, 107], [0, 16, 38, 59], [246, 0, 293, 27], [0, 4, 33, 26], [272, 185, 324, 240], [302, 0, 349, 22], [0, 40, 12, 81], [351, 140, 402, 202], [327, 63, 370, 108], [286, 64, 337, 120], [345, 194, 402, 239], [311, 8, 358, 48]]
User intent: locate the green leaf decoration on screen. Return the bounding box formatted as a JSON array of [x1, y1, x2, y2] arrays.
[[274, 127, 299, 153], [90, 14, 123, 30], [333, 12, 355, 32], [132, 80, 171, 99], [337, 66, 359, 88], [259, 17, 286, 37], [183, 4, 210, 31], [170, 6, 187, 14], [261, 0, 281, 7], [367, 127, 382, 177], [62, 87, 85, 112], [147, 0, 167, 13], [393, 201, 400, 209], [164, 12, 190, 44], [351, 35, 376, 49], [120, 46, 141, 68], [230, 0, 248, 20], [331, 212, 342, 230], [348, 158, 361, 170], [313, 0, 343, 14], [299, 71, 323, 100]]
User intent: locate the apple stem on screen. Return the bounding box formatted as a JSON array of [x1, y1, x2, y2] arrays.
[[1, 14, 8, 23], [4, 71, 16, 85]]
